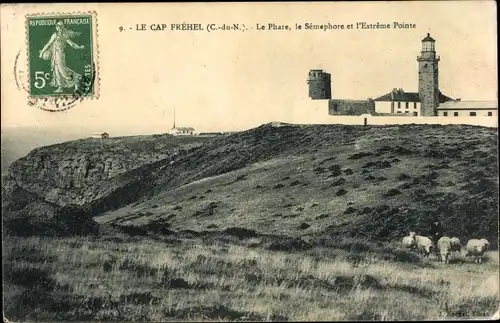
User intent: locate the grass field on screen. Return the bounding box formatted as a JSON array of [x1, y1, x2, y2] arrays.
[[3, 233, 499, 321]]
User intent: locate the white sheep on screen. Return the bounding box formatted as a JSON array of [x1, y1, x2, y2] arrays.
[[480, 238, 490, 252], [414, 234, 434, 258], [402, 231, 417, 250], [437, 236, 452, 264], [465, 239, 489, 264], [450, 237, 462, 253]]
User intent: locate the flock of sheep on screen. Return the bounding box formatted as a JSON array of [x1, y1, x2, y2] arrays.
[[402, 232, 491, 264]]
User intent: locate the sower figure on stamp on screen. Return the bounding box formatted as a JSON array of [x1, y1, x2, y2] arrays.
[[39, 21, 85, 93]]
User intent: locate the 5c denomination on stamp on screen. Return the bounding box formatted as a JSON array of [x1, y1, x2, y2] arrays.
[[24, 11, 99, 111]]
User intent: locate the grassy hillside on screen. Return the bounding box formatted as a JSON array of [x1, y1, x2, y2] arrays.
[[95, 123, 498, 247], [3, 123, 499, 321]]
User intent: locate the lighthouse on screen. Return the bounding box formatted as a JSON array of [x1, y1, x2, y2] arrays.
[[417, 33, 440, 116]]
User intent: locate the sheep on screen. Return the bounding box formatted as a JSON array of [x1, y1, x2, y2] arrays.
[[414, 234, 434, 258], [402, 232, 417, 250], [450, 237, 462, 253], [465, 239, 489, 264], [437, 236, 453, 264], [480, 238, 490, 252]]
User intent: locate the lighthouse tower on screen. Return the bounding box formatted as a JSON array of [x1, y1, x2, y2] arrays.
[[417, 33, 440, 116]]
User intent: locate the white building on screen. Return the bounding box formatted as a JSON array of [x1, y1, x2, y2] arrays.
[[373, 89, 421, 116], [90, 132, 110, 139], [169, 127, 196, 136], [436, 100, 498, 117], [373, 88, 455, 116]]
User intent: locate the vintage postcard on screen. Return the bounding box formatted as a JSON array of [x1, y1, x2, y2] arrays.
[[1, 1, 498, 322]]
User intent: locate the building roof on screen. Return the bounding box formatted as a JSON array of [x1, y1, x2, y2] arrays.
[[374, 90, 420, 102], [436, 101, 498, 110], [374, 89, 455, 103], [439, 93, 455, 103], [422, 33, 435, 42]]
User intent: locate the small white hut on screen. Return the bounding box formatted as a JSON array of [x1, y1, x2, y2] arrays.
[[90, 132, 110, 139]]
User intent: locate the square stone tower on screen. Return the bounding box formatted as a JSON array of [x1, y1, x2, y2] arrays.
[[417, 33, 440, 116]]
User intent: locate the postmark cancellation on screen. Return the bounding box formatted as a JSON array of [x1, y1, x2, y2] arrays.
[[23, 11, 100, 111]]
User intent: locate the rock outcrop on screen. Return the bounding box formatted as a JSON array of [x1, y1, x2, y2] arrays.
[[2, 134, 206, 236]]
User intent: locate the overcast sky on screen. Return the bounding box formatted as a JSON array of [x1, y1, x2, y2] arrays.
[[1, 1, 497, 135]]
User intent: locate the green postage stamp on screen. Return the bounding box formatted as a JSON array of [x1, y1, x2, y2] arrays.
[[26, 12, 99, 105]]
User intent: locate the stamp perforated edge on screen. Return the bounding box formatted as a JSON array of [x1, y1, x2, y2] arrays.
[[24, 10, 100, 102]]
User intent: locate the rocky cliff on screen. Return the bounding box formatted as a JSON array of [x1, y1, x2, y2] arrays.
[[2, 134, 210, 235]]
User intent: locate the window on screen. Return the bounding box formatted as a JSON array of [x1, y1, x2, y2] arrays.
[[397, 102, 401, 109], [469, 112, 476, 117], [423, 42, 435, 52], [488, 112, 493, 116], [333, 104, 339, 112], [453, 112, 459, 117], [397, 111, 402, 114], [405, 102, 409, 109], [413, 112, 418, 116], [443, 112, 448, 116], [405, 111, 409, 114], [414, 102, 417, 109]]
